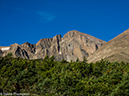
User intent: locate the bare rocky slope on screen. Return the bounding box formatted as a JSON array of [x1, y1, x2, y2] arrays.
[[87, 29, 129, 63], [0, 30, 106, 61]]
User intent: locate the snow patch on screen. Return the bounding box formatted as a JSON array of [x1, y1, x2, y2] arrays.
[[1, 47, 10, 51], [59, 51, 62, 54], [62, 40, 64, 42]]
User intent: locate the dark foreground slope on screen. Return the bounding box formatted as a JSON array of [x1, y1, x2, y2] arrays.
[[88, 29, 129, 63]]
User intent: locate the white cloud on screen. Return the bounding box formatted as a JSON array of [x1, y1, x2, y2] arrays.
[[37, 11, 55, 23]]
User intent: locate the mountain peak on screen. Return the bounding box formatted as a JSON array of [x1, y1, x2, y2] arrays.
[[10, 43, 19, 47], [63, 30, 80, 38], [68, 30, 80, 33], [63, 30, 106, 43]]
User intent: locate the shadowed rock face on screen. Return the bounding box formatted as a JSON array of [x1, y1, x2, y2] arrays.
[[1, 43, 30, 59], [87, 29, 129, 63], [0, 50, 3, 57], [0, 30, 106, 61]]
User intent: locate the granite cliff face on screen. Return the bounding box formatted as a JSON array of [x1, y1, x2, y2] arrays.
[[87, 29, 129, 63], [55, 30, 106, 61], [0, 30, 106, 61]]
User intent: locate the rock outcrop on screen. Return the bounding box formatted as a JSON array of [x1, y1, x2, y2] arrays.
[[2, 43, 30, 59], [0, 30, 106, 61]]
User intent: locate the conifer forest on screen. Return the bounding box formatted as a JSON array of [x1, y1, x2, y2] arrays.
[[0, 53, 129, 96]]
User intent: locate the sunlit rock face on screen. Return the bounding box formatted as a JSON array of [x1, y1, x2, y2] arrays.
[[87, 29, 129, 63], [0, 30, 106, 61], [55, 30, 106, 61]]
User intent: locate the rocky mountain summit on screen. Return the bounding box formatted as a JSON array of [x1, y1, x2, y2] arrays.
[[87, 29, 129, 63], [0, 30, 106, 61]]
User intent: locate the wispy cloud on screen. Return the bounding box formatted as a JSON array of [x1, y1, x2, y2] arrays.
[[36, 11, 55, 23], [12, 7, 55, 23]]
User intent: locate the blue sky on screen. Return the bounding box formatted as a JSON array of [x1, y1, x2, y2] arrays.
[[0, 0, 129, 46]]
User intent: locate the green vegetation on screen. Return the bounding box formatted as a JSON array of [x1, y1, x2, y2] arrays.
[[0, 54, 129, 95]]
